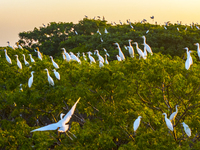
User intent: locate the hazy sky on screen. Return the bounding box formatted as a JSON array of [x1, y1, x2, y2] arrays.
[[0, 0, 200, 47]]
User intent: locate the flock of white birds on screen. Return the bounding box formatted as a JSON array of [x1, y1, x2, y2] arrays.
[[2, 22, 199, 139]]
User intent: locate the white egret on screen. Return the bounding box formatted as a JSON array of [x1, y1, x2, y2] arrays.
[[61, 48, 71, 62], [22, 54, 29, 66], [177, 27, 179, 31], [29, 54, 35, 63], [133, 116, 142, 132], [87, 52, 96, 64], [97, 29, 101, 35], [14, 55, 22, 69], [124, 45, 128, 50], [50, 56, 59, 69], [35, 47, 42, 60], [182, 122, 191, 137], [76, 52, 80, 58], [164, 26, 167, 30], [116, 55, 122, 61], [141, 44, 147, 58], [4, 49, 12, 64], [103, 48, 110, 57], [146, 30, 149, 34], [105, 55, 109, 65], [75, 31, 78, 35], [162, 113, 173, 131], [133, 42, 145, 59], [7, 41, 15, 50], [169, 105, 179, 121], [94, 50, 104, 63], [19, 84, 23, 91], [141, 36, 153, 55], [113, 43, 125, 61], [28, 71, 35, 88], [99, 60, 104, 68], [100, 37, 103, 42], [194, 43, 200, 60], [31, 98, 80, 139], [16, 42, 23, 50], [128, 40, 134, 58], [184, 47, 193, 70], [53, 69, 60, 80], [44, 68, 54, 86], [105, 28, 108, 34], [82, 52, 87, 61], [69, 52, 81, 64], [62, 52, 67, 61]]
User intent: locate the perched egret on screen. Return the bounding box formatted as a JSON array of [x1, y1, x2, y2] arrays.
[[28, 71, 35, 88], [162, 113, 173, 131], [100, 37, 103, 42], [105, 55, 109, 65], [133, 42, 145, 59], [142, 44, 147, 58], [94, 50, 104, 63], [14, 55, 22, 69], [35, 47, 42, 60], [184, 47, 193, 70], [141, 36, 153, 55], [113, 43, 125, 61], [128, 40, 134, 58], [87, 52, 96, 64], [22, 54, 29, 66], [97, 29, 101, 35], [61, 48, 71, 62], [76, 52, 80, 58], [182, 122, 191, 137], [29, 54, 35, 63], [169, 105, 179, 121], [194, 43, 200, 60], [99, 60, 104, 68], [82, 52, 87, 61], [44, 68, 54, 86], [69, 52, 81, 64], [31, 98, 80, 139], [4, 49, 12, 64], [133, 116, 142, 132], [52, 69, 60, 80], [105, 28, 108, 34], [50, 56, 59, 69], [62, 52, 67, 61], [16, 42, 23, 50], [116, 55, 122, 61], [103, 48, 110, 57], [7, 41, 15, 50]]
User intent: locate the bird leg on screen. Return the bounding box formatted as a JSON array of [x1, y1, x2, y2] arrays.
[[65, 132, 73, 140], [68, 131, 77, 138]]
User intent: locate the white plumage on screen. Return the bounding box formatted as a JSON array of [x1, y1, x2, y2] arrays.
[[113, 43, 125, 61], [169, 105, 179, 121], [69, 52, 81, 64], [28, 71, 35, 88], [50, 56, 59, 69], [133, 42, 145, 59], [61, 48, 71, 62], [128, 40, 134, 58], [162, 113, 173, 131], [4, 49, 12, 64], [53, 69, 60, 80], [44, 68, 54, 86], [87, 52, 96, 64], [22, 54, 29, 66], [182, 122, 191, 137], [194, 43, 200, 60], [14, 55, 22, 69], [29, 54, 35, 63], [94, 50, 104, 63], [133, 116, 142, 132], [141, 36, 153, 55]]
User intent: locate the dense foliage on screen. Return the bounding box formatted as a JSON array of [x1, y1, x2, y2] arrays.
[[1, 18, 200, 149]]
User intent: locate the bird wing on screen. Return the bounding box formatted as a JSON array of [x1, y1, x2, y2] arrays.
[[31, 122, 59, 132], [62, 98, 80, 124]]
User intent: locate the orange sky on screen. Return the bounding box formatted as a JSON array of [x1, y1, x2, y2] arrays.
[[0, 0, 200, 47]]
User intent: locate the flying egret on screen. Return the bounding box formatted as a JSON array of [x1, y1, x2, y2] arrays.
[[14, 55, 22, 69], [128, 40, 134, 58], [22, 54, 29, 66], [133, 116, 142, 132], [35, 47, 42, 60], [94, 50, 104, 63], [4, 49, 12, 64], [113, 43, 125, 61], [103, 48, 110, 57], [53, 69, 60, 80], [105, 54, 109, 65], [87, 52, 96, 64], [116, 55, 122, 61], [194, 43, 200, 60], [169, 105, 179, 121], [7, 41, 15, 50], [61, 48, 71, 62], [82, 52, 87, 61], [29, 54, 35, 63], [16, 42, 23, 50], [162, 113, 173, 131], [133, 42, 145, 59], [182, 122, 191, 137], [49, 56, 59, 69], [28, 71, 35, 88], [44, 68, 54, 86], [141, 36, 153, 55], [31, 98, 80, 139], [69, 52, 81, 64]]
